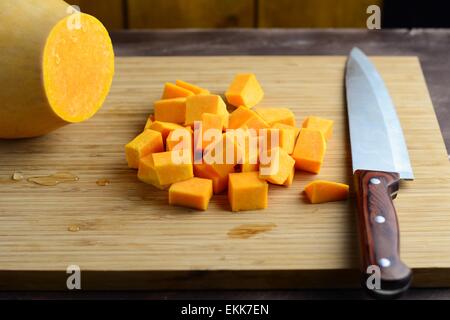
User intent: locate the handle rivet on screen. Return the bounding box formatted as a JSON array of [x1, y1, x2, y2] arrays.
[[370, 178, 381, 185], [375, 215, 386, 223], [378, 258, 391, 268]]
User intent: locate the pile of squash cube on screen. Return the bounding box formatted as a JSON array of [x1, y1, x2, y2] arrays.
[[125, 74, 348, 211]]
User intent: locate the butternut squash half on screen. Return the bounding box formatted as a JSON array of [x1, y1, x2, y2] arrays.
[[0, 0, 114, 138]]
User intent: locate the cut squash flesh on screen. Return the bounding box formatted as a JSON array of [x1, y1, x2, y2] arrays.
[[272, 123, 300, 154], [122, 68, 342, 212], [302, 116, 334, 140], [201, 113, 223, 149], [260, 147, 295, 185], [154, 98, 186, 124], [148, 121, 184, 141], [144, 114, 155, 130], [166, 127, 193, 152], [202, 132, 243, 178], [0, 4, 114, 138], [162, 83, 194, 99], [228, 106, 254, 129], [304, 180, 349, 204], [175, 80, 209, 95], [43, 14, 115, 124], [292, 128, 326, 174], [185, 94, 229, 128], [237, 131, 259, 172], [125, 129, 164, 169], [193, 163, 228, 194], [228, 172, 268, 212], [254, 107, 296, 127], [138, 151, 194, 188], [225, 74, 264, 108], [283, 167, 295, 187], [169, 177, 213, 210], [228, 106, 270, 131]]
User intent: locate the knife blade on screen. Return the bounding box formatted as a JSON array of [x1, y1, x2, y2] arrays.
[[345, 48, 413, 297]]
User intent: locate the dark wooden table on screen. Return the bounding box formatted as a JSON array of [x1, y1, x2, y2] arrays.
[[2, 29, 449, 300]]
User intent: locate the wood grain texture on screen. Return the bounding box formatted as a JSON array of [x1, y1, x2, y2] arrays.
[[127, 0, 255, 29], [0, 56, 449, 290], [259, 0, 383, 28], [68, 0, 124, 30]]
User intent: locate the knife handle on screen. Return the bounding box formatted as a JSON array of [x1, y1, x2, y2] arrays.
[[354, 170, 412, 298]]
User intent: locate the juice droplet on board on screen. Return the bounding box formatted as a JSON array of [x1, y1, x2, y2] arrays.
[[27, 172, 79, 186], [227, 223, 277, 239], [11, 172, 24, 181], [68, 225, 80, 232], [96, 178, 110, 186]]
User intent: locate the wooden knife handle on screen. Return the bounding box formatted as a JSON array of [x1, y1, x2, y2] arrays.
[[354, 170, 412, 297]]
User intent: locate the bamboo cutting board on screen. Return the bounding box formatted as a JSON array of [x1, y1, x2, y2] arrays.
[[0, 56, 449, 290]]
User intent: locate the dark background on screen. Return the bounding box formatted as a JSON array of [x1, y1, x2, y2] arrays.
[[68, 0, 450, 31], [383, 0, 450, 28]]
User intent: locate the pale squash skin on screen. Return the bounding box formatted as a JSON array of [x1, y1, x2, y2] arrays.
[[0, 0, 114, 138]]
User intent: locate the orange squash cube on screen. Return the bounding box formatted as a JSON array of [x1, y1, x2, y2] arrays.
[[166, 127, 193, 154], [304, 180, 349, 204], [225, 73, 264, 108], [148, 121, 184, 141], [125, 129, 164, 169], [259, 147, 295, 185], [272, 123, 300, 154], [203, 131, 244, 178], [154, 98, 186, 124], [162, 82, 194, 99], [283, 167, 295, 187], [254, 107, 296, 127], [228, 106, 254, 129], [192, 125, 203, 159], [228, 106, 270, 132], [185, 94, 229, 128], [144, 114, 155, 130], [235, 130, 259, 172], [228, 172, 268, 212], [292, 128, 326, 174], [239, 157, 259, 172], [245, 112, 270, 131], [240, 144, 259, 172], [259, 128, 281, 152], [152, 151, 193, 185], [169, 177, 213, 210], [193, 163, 228, 194], [197, 131, 245, 193], [192, 121, 222, 161], [175, 80, 209, 95], [138, 151, 193, 188], [137, 154, 170, 190], [201, 113, 223, 149], [302, 116, 334, 140]]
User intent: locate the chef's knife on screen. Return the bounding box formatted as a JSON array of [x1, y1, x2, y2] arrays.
[[345, 48, 413, 297]]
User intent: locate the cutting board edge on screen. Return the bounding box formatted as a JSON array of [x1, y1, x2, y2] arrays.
[[0, 267, 448, 290]]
